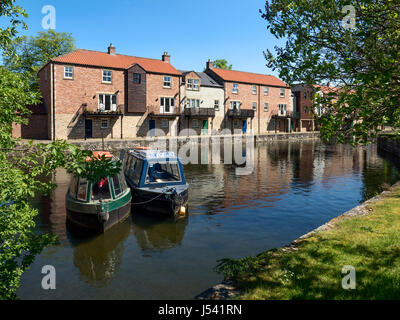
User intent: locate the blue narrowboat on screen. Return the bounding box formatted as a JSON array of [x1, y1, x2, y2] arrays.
[[122, 148, 189, 216]]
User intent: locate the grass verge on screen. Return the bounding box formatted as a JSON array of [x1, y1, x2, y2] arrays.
[[216, 184, 400, 299]]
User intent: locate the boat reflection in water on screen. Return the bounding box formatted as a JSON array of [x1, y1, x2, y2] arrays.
[[67, 218, 131, 287], [131, 213, 188, 253]]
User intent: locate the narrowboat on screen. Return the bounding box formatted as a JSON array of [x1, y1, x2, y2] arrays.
[[122, 148, 189, 216], [66, 152, 132, 233]]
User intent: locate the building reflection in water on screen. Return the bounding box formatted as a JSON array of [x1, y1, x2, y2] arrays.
[[24, 141, 400, 295]]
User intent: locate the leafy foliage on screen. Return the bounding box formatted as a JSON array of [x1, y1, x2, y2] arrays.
[[213, 59, 233, 70], [0, 1, 118, 300], [261, 0, 400, 144], [2, 29, 76, 92]]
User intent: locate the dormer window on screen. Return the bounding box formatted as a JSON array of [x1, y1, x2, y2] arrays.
[[64, 66, 74, 79], [102, 70, 112, 83], [133, 73, 141, 84], [187, 79, 199, 90]]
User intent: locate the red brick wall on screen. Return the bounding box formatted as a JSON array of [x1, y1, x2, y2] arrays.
[[12, 115, 49, 140], [146, 73, 181, 112], [54, 64, 125, 114], [224, 81, 291, 133]]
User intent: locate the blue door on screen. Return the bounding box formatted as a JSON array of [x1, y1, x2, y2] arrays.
[[242, 120, 247, 133], [149, 120, 155, 136]]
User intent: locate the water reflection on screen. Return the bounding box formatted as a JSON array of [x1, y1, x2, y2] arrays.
[[131, 214, 188, 253], [18, 141, 400, 300], [67, 219, 130, 287]]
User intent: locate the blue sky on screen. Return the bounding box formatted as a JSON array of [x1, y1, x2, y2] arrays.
[[12, 0, 283, 76]]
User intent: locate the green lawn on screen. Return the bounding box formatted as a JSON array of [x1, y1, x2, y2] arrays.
[[216, 185, 400, 299]]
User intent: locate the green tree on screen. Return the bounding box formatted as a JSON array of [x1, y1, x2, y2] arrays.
[[0, 2, 119, 300], [3, 29, 76, 92], [261, 0, 400, 144], [213, 59, 233, 70]]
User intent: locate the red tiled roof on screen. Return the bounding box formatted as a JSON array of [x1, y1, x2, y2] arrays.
[[51, 49, 181, 75], [313, 85, 342, 94], [209, 68, 288, 87]]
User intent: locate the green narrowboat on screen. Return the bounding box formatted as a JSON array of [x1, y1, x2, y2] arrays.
[[66, 152, 132, 233]]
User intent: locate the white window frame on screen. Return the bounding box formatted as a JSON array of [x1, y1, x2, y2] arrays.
[[64, 66, 74, 79], [264, 86, 269, 96], [194, 79, 199, 90], [229, 101, 241, 110], [101, 119, 109, 129], [252, 85, 257, 95], [214, 100, 220, 110], [252, 102, 257, 110], [186, 99, 200, 109], [278, 104, 287, 116], [232, 83, 239, 94], [160, 97, 175, 113], [102, 70, 112, 83], [98, 94, 117, 112], [163, 76, 171, 88], [280, 88, 285, 98], [264, 103, 269, 111]]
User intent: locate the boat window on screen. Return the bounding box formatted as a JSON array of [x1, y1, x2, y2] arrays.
[[132, 159, 143, 185], [124, 156, 132, 175], [69, 177, 78, 198], [77, 178, 88, 202], [113, 175, 122, 197], [145, 162, 181, 184], [119, 173, 128, 191], [92, 178, 112, 201]]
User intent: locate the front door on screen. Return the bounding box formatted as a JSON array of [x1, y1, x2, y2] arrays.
[[149, 119, 155, 136], [242, 120, 247, 133], [85, 119, 93, 139], [202, 120, 208, 135]]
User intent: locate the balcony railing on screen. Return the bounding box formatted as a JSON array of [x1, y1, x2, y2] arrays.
[[227, 109, 255, 118], [148, 105, 180, 117], [184, 107, 215, 118], [83, 104, 123, 116], [273, 111, 300, 119]]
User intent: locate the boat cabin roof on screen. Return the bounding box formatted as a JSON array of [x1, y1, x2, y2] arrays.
[[128, 149, 180, 162]]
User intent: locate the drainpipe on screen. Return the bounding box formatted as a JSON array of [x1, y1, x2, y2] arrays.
[[258, 84, 261, 135], [52, 63, 56, 141]]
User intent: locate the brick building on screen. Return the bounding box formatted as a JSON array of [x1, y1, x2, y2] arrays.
[[205, 60, 292, 134], [30, 44, 297, 140], [38, 44, 182, 140], [292, 84, 336, 132]]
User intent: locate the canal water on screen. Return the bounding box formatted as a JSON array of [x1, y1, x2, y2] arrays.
[[18, 141, 400, 299]]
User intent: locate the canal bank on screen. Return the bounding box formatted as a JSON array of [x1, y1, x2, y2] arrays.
[[59, 132, 320, 151], [197, 181, 400, 300]]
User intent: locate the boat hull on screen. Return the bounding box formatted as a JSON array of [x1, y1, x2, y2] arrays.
[[66, 192, 131, 233], [131, 187, 188, 217]]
